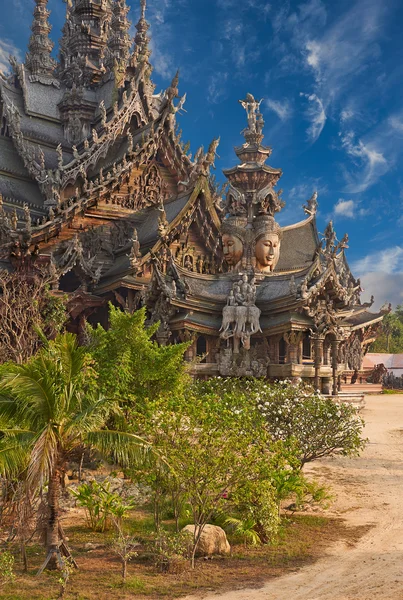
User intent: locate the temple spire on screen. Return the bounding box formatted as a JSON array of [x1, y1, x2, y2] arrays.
[[59, 0, 113, 87], [25, 0, 56, 80], [106, 0, 132, 75], [131, 0, 152, 71]]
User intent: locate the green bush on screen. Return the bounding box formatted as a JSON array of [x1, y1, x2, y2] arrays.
[[0, 551, 15, 587], [71, 481, 135, 532]]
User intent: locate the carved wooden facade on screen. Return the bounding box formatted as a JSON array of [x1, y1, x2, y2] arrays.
[[0, 1, 385, 393]]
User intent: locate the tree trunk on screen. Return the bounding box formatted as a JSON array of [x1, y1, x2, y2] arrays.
[[46, 469, 61, 568], [122, 559, 127, 582]]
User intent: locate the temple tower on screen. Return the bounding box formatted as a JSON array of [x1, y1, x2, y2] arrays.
[[59, 0, 113, 88], [25, 0, 57, 81], [106, 0, 132, 78], [222, 94, 284, 274], [130, 0, 152, 73]]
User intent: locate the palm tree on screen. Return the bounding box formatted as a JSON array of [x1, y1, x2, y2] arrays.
[[0, 332, 146, 571]]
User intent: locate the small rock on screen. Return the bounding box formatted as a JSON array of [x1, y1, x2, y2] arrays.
[[182, 524, 231, 557]]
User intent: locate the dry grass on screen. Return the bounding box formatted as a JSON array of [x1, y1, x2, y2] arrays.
[[0, 509, 371, 600]]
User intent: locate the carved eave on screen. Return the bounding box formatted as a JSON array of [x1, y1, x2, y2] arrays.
[[65, 289, 106, 320], [223, 163, 282, 187], [136, 176, 222, 270]]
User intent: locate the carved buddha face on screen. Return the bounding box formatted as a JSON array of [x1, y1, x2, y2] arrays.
[[255, 233, 280, 273], [222, 233, 243, 267]]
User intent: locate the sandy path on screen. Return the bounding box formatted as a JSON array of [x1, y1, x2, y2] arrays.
[[183, 394, 403, 600]]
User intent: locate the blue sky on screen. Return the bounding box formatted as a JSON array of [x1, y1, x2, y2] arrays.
[[0, 0, 402, 308]]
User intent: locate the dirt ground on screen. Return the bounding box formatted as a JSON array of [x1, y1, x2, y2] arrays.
[[183, 394, 403, 600]]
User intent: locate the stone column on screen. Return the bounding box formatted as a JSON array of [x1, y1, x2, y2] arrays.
[[313, 336, 324, 392], [285, 332, 303, 364], [331, 339, 340, 396]]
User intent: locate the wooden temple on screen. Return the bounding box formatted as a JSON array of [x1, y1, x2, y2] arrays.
[[0, 0, 386, 393]]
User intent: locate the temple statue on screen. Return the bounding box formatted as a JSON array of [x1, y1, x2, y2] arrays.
[[253, 216, 282, 273]]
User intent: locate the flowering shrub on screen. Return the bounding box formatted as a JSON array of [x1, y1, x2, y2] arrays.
[[197, 378, 366, 466]]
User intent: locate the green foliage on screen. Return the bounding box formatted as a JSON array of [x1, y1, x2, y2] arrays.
[[0, 550, 15, 587], [371, 307, 403, 353], [87, 305, 189, 416], [57, 558, 74, 600], [71, 481, 136, 532], [138, 381, 279, 566], [40, 289, 68, 340], [224, 516, 263, 546], [256, 381, 366, 465], [149, 529, 191, 572], [0, 331, 148, 565], [202, 378, 365, 466]]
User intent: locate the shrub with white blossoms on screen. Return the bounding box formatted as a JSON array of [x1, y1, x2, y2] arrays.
[[254, 380, 366, 466], [197, 378, 367, 467]]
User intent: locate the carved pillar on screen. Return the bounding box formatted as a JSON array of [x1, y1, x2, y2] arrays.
[[331, 338, 340, 396], [269, 335, 281, 364], [285, 332, 303, 364], [313, 336, 324, 391]]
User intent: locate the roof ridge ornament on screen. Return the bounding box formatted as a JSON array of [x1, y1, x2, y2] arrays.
[[239, 93, 264, 145]]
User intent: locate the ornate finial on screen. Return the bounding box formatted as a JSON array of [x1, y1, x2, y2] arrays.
[[132, 0, 152, 69], [205, 137, 220, 170], [25, 0, 57, 79], [239, 93, 264, 143], [303, 191, 318, 216]]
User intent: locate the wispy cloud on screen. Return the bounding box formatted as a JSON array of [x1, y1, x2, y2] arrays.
[[300, 93, 326, 142], [302, 0, 385, 103], [265, 98, 292, 122], [0, 38, 21, 74], [146, 0, 189, 79], [207, 72, 229, 104], [340, 130, 388, 193], [351, 246, 403, 275], [340, 108, 355, 123]]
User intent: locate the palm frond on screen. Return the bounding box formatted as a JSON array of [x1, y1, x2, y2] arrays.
[[67, 396, 117, 435], [224, 516, 262, 546], [0, 436, 30, 478], [86, 430, 153, 468]]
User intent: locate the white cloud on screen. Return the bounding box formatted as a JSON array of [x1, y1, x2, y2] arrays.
[[351, 246, 403, 275], [300, 93, 326, 142], [334, 199, 355, 218], [340, 130, 388, 193], [0, 38, 21, 75], [351, 247, 403, 309], [359, 272, 403, 310], [265, 98, 292, 122]]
